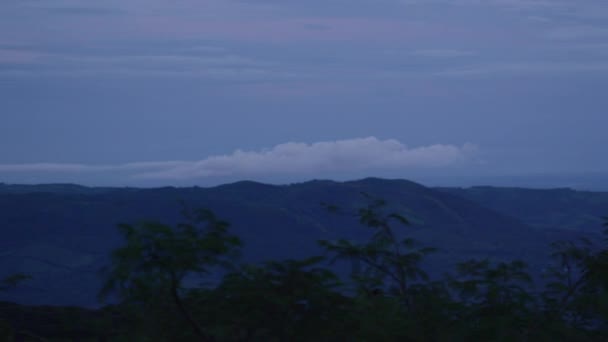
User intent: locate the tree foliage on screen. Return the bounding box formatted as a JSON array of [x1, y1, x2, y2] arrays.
[[93, 198, 608, 341], [0, 273, 30, 292], [99, 207, 241, 341], [3, 197, 607, 341]]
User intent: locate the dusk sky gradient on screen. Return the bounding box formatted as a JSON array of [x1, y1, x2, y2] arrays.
[[1, 0, 608, 187]]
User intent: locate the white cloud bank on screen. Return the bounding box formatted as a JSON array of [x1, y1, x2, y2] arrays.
[[0, 137, 477, 180]]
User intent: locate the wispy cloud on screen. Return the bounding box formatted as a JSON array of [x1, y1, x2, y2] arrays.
[[2, 0, 605, 82], [239, 0, 571, 12], [0, 49, 293, 81], [0, 138, 478, 180], [435, 61, 608, 77], [0, 48, 40, 64], [546, 26, 608, 40], [401, 0, 571, 10], [411, 49, 476, 58], [0, 161, 184, 173], [40, 7, 129, 16]]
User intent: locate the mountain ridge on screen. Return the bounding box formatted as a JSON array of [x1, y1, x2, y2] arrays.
[[0, 178, 605, 307]]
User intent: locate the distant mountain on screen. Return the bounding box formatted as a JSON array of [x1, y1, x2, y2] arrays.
[[0, 178, 604, 307], [437, 186, 608, 233], [0, 183, 123, 195], [418, 171, 608, 191]]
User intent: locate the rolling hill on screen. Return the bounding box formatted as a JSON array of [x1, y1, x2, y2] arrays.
[[0, 178, 604, 307]]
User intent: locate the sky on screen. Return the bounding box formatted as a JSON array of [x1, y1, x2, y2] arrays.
[[1, 0, 608, 187]]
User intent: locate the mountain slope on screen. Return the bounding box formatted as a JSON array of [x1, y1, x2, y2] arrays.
[[0, 178, 591, 307], [437, 186, 608, 233]]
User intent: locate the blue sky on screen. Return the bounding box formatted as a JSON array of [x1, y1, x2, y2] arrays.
[[1, 0, 608, 186]]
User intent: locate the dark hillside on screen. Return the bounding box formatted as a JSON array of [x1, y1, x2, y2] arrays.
[[0, 179, 599, 307], [437, 186, 608, 233]]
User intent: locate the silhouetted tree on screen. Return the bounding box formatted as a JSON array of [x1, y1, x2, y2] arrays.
[[100, 207, 241, 341]]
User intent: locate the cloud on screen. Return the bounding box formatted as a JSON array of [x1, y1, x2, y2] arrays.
[[239, 0, 568, 11], [411, 49, 476, 58], [546, 26, 608, 40], [434, 61, 608, 77], [0, 161, 184, 173], [0, 48, 40, 64], [0, 138, 478, 180], [41, 7, 128, 16], [399, 0, 570, 10], [0, 50, 293, 81]]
